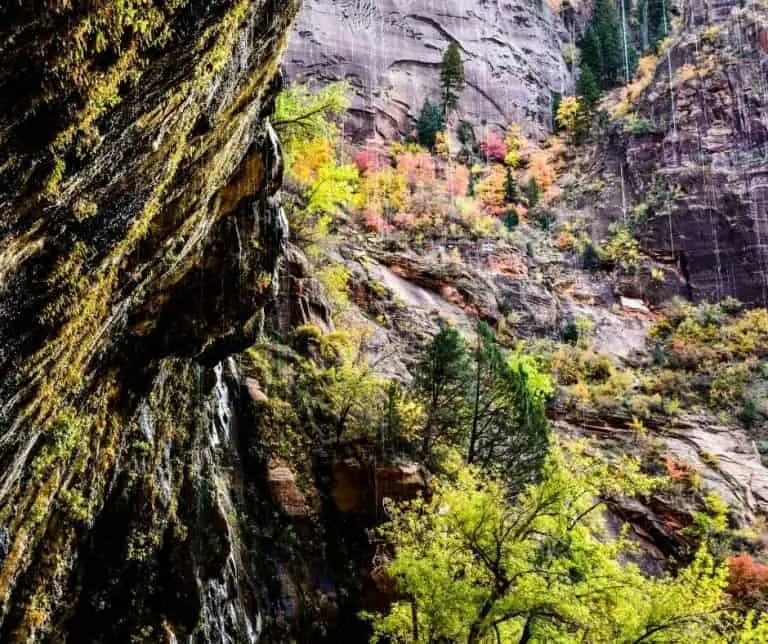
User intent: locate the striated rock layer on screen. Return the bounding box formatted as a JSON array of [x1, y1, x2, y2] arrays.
[[284, 0, 575, 139], [0, 1, 300, 640], [604, 0, 768, 305]]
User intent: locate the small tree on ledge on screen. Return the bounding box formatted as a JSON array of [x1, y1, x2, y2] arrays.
[[440, 41, 465, 115], [416, 98, 445, 149]]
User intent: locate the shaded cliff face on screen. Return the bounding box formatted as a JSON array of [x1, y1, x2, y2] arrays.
[[606, 0, 768, 305], [285, 0, 574, 139], [0, 1, 300, 640]]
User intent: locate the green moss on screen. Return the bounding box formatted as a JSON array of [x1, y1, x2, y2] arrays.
[[72, 198, 98, 222], [31, 410, 82, 480], [43, 156, 65, 199], [59, 489, 92, 523]]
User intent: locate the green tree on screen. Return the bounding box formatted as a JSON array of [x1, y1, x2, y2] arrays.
[[594, 0, 623, 88], [275, 82, 357, 250], [524, 176, 540, 209], [369, 444, 731, 644], [274, 81, 351, 148], [466, 323, 550, 484], [579, 0, 625, 92], [637, 0, 669, 52], [440, 42, 466, 114], [576, 61, 601, 105], [415, 98, 445, 149], [413, 325, 470, 460], [504, 166, 519, 204]]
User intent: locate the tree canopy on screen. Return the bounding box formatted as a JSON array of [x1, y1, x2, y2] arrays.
[[368, 443, 734, 644], [274, 82, 358, 249]]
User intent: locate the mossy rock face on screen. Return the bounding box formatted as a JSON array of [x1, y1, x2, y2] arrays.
[[0, 1, 301, 640]]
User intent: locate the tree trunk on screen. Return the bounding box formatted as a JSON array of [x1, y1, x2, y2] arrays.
[[466, 596, 495, 644], [410, 596, 420, 642], [467, 345, 483, 464], [518, 615, 534, 644]]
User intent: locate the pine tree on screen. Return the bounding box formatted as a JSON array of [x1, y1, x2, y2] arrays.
[[593, 0, 623, 88], [579, 25, 602, 87], [413, 325, 470, 460], [638, 0, 669, 51], [578, 0, 626, 92], [415, 98, 445, 149], [576, 63, 601, 104], [505, 208, 519, 230], [440, 42, 465, 114]]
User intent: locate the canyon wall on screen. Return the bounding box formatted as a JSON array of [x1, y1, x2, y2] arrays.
[[605, 0, 768, 305], [285, 0, 575, 139], [0, 1, 300, 640]]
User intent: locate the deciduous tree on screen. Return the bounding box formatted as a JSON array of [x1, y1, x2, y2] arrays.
[[369, 444, 730, 644]]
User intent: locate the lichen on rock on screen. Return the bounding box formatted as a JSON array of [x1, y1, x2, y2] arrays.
[[0, 1, 301, 640]]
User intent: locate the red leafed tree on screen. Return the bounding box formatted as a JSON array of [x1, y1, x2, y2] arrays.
[[363, 211, 389, 233], [727, 555, 768, 605], [354, 148, 386, 175], [393, 211, 417, 229], [480, 131, 506, 162]]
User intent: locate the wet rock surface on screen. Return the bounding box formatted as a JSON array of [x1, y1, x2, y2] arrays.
[[600, 0, 768, 305], [0, 2, 301, 640]]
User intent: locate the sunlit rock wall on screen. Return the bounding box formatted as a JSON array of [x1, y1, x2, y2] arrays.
[[285, 0, 575, 139]]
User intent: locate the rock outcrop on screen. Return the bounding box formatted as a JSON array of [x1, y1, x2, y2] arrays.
[[285, 0, 575, 139], [0, 1, 300, 640], [602, 0, 768, 305]]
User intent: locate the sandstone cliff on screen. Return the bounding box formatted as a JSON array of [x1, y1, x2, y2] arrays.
[[596, 0, 768, 305], [285, 0, 575, 139], [0, 2, 299, 640]]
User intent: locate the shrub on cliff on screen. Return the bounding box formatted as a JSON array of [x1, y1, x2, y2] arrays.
[[415, 99, 445, 149]]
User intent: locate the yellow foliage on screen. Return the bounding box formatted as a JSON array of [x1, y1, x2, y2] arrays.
[[287, 137, 334, 185], [673, 64, 698, 87], [556, 96, 582, 135], [434, 131, 450, 159], [503, 124, 530, 168], [356, 168, 408, 216], [611, 55, 658, 118]]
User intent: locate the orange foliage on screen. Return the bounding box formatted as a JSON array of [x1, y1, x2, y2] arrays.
[[554, 231, 576, 251], [727, 555, 768, 603], [288, 137, 333, 185], [525, 149, 557, 194], [475, 165, 507, 215], [396, 152, 437, 186], [664, 455, 696, 481], [446, 164, 469, 198]]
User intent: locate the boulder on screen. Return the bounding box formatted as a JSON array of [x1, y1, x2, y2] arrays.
[[268, 464, 311, 518], [332, 457, 428, 516]]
